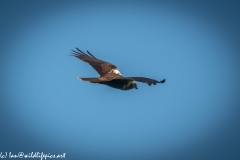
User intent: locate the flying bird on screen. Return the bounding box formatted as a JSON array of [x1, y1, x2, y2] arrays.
[[71, 48, 166, 90]]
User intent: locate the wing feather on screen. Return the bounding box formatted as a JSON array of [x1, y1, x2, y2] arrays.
[[71, 48, 117, 77], [128, 77, 166, 86]]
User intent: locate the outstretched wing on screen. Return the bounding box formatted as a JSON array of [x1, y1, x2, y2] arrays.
[[71, 48, 119, 77], [128, 77, 166, 86]]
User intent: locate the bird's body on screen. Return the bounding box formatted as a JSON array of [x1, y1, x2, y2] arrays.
[[71, 48, 165, 90], [79, 77, 136, 90]]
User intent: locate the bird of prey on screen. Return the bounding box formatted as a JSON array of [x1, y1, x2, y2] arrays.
[[71, 48, 166, 90]]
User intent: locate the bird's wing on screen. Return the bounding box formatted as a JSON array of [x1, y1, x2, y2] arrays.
[[71, 48, 119, 77], [127, 77, 166, 86]]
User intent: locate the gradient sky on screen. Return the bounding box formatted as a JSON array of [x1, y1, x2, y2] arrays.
[[1, 1, 240, 160]]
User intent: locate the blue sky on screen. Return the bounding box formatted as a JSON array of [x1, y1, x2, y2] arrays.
[[1, 1, 240, 160]]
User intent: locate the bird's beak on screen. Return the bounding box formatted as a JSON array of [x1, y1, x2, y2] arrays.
[[135, 86, 138, 89]]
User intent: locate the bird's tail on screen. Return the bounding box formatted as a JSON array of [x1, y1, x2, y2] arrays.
[[77, 77, 102, 83]]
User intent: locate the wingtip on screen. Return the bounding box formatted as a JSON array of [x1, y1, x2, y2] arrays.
[[160, 79, 166, 83]]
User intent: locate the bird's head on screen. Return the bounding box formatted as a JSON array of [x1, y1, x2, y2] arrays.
[[132, 82, 138, 89]]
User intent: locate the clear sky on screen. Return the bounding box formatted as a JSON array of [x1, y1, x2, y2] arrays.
[[1, 1, 240, 160]]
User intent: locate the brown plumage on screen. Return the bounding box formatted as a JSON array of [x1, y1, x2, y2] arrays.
[[71, 48, 166, 90]]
